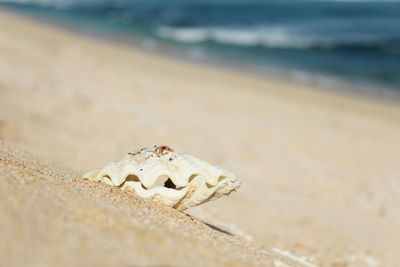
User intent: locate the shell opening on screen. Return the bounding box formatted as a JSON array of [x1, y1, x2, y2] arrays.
[[147, 175, 173, 189], [164, 178, 176, 189], [119, 175, 148, 190], [206, 183, 214, 189], [124, 174, 183, 191], [188, 174, 197, 183], [125, 175, 140, 183]]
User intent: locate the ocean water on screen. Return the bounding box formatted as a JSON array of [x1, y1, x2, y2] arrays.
[[1, 0, 400, 94]]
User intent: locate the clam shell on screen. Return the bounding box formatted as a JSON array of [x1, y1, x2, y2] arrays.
[[82, 146, 241, 210]]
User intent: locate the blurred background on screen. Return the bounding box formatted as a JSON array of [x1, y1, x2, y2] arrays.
[[1, 0, 400, 97]]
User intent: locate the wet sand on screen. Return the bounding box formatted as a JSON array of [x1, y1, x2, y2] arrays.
[[1, 10, 400, 266]]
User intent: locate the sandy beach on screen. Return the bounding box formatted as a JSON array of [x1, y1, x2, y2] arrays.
[[1, 10, 400, 266]]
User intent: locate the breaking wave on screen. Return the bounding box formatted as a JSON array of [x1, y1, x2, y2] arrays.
[[156, 26, 400, 53]]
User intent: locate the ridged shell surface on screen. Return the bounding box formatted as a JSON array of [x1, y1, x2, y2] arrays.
[[82, 146, 241, 210]]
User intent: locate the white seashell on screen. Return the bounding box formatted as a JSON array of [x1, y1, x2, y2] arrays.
[[82, 146, 241, 210]]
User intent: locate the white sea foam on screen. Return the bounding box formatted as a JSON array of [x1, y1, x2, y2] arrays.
[[157, 26, 341, 49]]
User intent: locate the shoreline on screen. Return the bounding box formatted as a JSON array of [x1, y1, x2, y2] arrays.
[[1, 8, 400, 266], [2, 6, 400, 105]]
